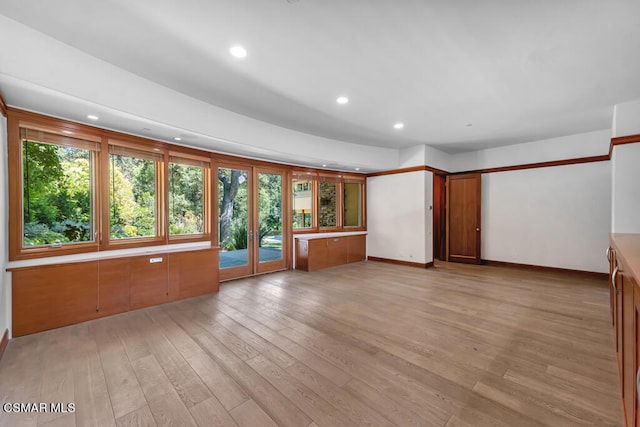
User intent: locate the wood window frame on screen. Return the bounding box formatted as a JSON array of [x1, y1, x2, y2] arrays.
[[167, 149, 212, 244], [8, 112, 103, 260], [292, 171, 317, 233], [6, 108, 367, 262], [342, 174, 366, 231], [291, 171, 366, 234], [101, 137, 166, 250]]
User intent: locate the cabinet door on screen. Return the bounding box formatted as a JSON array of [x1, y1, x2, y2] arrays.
[[623, 270, 636, 425], [347, 235, 366, 263], [616, 259, 624, 380], [326, 237, 348, 268], [130, 254, 169, 309], [12, 262, 99, 336], [634, 280, 640, 427], [610, 247, 616, 325]]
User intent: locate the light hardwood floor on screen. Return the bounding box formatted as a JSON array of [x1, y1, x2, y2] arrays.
[[0, 261, 622, 426]]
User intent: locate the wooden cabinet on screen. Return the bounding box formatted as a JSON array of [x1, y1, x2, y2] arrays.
[[11, 248, 219, 337], [610, 234, 640, 426], [296, 234, 366, 271], [12, 262, 99, 337]]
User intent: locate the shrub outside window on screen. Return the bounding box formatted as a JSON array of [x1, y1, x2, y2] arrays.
[[108, 145, 162, 239], [169, 155, 208, 236], [21, 128, 97, 248]]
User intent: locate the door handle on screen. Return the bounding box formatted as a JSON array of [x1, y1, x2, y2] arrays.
[[476, 228, 480, 232], [249, 230, 253, 241], [612, 266, 619, 292], [606, 247, 611, 262]]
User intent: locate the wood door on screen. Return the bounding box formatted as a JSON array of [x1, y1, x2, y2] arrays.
[[218, 164, 253, 281], [446, 173, 481, 264], [254, 167, 288, 275], [433, 174, 446, 260]]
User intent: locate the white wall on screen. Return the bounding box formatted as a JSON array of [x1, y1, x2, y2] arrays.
[[0, 113, 9, 337], [482, 161, 611, 273], [448, 129, 610, 172], [612, 143, 640, 233], [367, 171, 433, 264], [613, 99, 640, 137]]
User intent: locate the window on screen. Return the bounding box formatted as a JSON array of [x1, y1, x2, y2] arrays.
[[292, 175, 314, 229], [169, 155, 209, 236], [21, 128, 97, 248], [319, 178, 339, 228], [343, 181, 362, 227], [109, 144, 162, 239]]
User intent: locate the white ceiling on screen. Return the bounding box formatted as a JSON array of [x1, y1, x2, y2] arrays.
[[1, 0, 640, 158]]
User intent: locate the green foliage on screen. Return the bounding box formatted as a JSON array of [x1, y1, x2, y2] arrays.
[[22, 141, 92, 246], [169, 163, 203, 235], [109, 154, 156, 238]]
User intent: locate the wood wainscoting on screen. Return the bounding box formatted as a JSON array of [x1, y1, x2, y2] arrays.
[[11, 248, 219, 337]]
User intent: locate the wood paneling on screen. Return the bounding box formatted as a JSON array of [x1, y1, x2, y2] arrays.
[[446, 173, 481, 264], [347, 234, 366, 263], [623, 269, 635, 425], [609, 234, 640, 427], [295, 235, 366, 271], [169, 249, 219, 299], [12, 262, 99, 336], [130, 254, 169, 310], [97, 258, 130, 316]]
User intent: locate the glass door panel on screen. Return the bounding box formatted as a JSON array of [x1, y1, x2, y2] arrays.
[[257, 172, 283, 264], [218, 166, 251, 279]]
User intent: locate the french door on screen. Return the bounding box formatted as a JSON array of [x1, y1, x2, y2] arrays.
[[217, 163, 288, 281]]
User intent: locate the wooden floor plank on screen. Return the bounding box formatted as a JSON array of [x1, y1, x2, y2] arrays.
[[0, 261, 623, 427]]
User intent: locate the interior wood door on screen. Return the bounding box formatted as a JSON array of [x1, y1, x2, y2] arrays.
[[446, 173, 481, 264]]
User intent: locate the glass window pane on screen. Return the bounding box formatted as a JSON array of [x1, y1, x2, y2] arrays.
[[109, 151, 157, 239], [292, 177, 313, 228], [343, 182, 362, 227], [169, 163, 204, 235], [319, 181, 337, 227], [259, 173, 283, 263], [218, 168, 249, 268], [22, 140, 93, 247]]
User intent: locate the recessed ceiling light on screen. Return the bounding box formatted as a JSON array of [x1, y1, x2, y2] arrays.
[[336, 96, 349, 105], [355, 167, 360, 171], [87, 114, 99, 120], [322, 164, 327, 167], [229, 45, 247, 58], [393, 122, 404, 129], [174, 137, 182, 141]]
